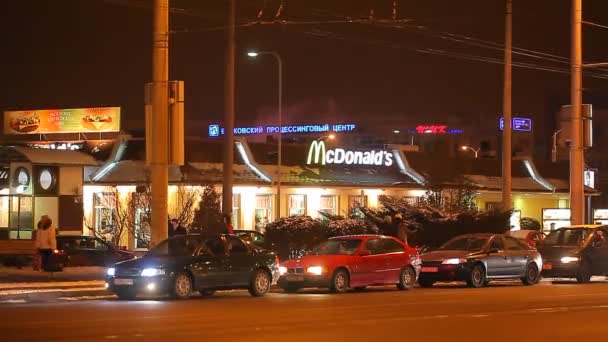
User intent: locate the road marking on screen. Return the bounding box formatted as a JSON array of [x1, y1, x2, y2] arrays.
[[471, 314, 489, 318]]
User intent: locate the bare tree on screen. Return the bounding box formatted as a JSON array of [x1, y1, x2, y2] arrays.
[[170, 185, 203, 229]]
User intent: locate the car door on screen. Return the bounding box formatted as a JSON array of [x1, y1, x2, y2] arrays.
[[588, 228, 608, 275], [90, 237, 114, 266], [380, 238, 407, 282], [503, 236, 529, 277], [355, 238, 389, 285], [224, 236, 254, 286], [191, 236, 226, 288], [68, 237, 96, 266], [485, 237, 508, 277]]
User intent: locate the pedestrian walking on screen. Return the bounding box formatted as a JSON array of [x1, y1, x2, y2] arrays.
[[35, 215, 56, 272]]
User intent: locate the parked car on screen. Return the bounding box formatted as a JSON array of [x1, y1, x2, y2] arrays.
[[56, 235, 135, 267], [278, 235, 420, 293], [419, 233, 542, 288], [507, 230, 546, 248], [233, 230, 266, 248], [538, 225, 608, 283], [106, 234, 280, 300]]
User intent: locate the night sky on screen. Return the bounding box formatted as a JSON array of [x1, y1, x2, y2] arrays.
[[2, 0, 608, 140]]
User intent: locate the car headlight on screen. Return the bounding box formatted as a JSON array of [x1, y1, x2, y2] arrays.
[[107, 268, 115, 276], [306, 266, 324, 275], [560, 256, 579, 264], [141, 268, 165, 277], [442, 258, 466, 265], [279, 266, 288, 275]]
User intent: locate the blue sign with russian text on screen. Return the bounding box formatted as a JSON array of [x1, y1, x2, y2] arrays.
[[208, 123, 357, 137], [499, 117, 532, 132]]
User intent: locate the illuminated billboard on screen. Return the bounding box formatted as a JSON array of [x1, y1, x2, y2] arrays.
[[3, 107, 120, 135]]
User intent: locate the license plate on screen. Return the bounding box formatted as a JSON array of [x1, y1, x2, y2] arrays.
[[542, 264, 553, 270], [421, 267, 439, 273], [113, 278, 134, 285], [285, 274, 304, 281]]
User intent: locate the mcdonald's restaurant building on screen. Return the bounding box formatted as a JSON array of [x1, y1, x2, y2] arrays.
[[80, 136, 595, 249]]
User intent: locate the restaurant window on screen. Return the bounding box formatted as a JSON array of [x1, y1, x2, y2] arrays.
[[133, 192, 151, 249], [232, 194, 240, 229], [320, 195, 338, 219], [403, 197, 417, 206], [254, 194, 273, 232], [288, 194, 306, 216], [93, 192, 116, 239], [349, 195, 367, 218], [0, 194, 34, 240], [485, 202, 501, 211]]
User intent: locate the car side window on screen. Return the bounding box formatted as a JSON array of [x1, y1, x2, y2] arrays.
[[205, 237, 226, 256], [489, 237, 504, 251], [382, 239, 405, 253], [226, 237, 249, 255], [504, 237, 524, 251], [364, 239, 384, 255]]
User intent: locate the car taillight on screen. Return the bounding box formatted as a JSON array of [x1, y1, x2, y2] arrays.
[[275, 256, 280, 265]]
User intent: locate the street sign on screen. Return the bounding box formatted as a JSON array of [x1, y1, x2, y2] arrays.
[[499, 117, 532, 132]]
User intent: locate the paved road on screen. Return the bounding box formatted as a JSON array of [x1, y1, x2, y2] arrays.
[[3, 280, 608, 341]]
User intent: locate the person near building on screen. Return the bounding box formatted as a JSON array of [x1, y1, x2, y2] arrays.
[[35, 215, 56, 272], [168, 218, 179, 237], [223, 214, 234, 234]]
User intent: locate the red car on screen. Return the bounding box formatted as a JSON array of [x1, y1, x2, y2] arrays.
[[278, 235, 420, 293], [507, 230, 546, 248]]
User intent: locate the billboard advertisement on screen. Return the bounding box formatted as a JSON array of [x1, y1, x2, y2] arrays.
[[542, 208, 571, 233], [3, 107, 120, 135]]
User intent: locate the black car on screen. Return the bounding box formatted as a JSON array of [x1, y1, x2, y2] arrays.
[[539, 225, 608, 283], [419, 233, 542, 288], [106, 234, 280, 300], [57, 235, 135, 267]]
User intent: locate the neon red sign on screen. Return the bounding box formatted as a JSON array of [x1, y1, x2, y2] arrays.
[[415, 125, 448, 134]]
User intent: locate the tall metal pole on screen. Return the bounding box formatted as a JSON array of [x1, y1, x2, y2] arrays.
[[570, 0, 585, 224], [150, 0, 169, 246], [222, 0, 236, 218], [274, 52, 283, 221], [502, 0, 512, 210]]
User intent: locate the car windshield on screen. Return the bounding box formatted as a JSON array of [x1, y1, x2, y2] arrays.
[[441, 236, 489, 251], [312, 239, 361, 255], [543, 228, 594, 247], [147, 237, 201, 257]]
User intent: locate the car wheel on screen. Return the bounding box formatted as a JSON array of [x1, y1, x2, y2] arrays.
[[330, 269, 350, 293], [397, 266, 416, 291], [249, 269, 271, 297], [280, 284, 301, 293], [418, 278, 435, 288], [172, 273, 193, 299], [576, 261, 592, 283], [522, 263, 540, 285], [199, 290, 216, 297], [115, 288, 137, 300], [467, 264, 486, 288]]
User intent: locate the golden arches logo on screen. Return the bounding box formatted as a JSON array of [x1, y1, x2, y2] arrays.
[[307, 140, 326, 165]]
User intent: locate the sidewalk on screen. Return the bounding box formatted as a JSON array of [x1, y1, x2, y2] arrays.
[[0, 267, 109, 302]]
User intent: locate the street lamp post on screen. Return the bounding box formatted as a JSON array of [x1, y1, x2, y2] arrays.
[[248, 51, 283, 221], [461, 145, 480, 159]]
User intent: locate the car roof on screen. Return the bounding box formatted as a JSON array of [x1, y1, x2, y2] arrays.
[[559, 225, 605, 229], [329, 235, 390, 240], [450, 233, 497, 238]]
